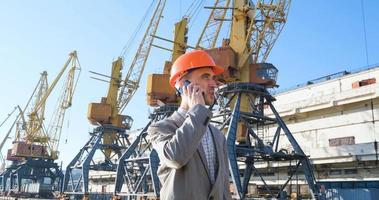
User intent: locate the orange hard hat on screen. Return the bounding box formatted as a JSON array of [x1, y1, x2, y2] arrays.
[[169, 50, 224, 88]]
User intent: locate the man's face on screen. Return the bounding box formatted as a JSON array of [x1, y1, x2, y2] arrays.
[[182, 67, 217, 105]]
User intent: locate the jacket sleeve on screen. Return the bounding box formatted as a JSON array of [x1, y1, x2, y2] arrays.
[[148, 104, 212, 169]]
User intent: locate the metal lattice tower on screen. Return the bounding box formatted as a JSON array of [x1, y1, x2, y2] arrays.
[[113, 104, 177, 199], [214, 82, 324, 199], [62, 125, 131, 198]]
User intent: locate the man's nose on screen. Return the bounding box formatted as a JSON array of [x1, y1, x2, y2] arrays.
[[209, 79, 217, 88]]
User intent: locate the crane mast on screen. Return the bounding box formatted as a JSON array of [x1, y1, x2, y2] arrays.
[[235, 0, 290, 67], [19, 71, 49, 143]]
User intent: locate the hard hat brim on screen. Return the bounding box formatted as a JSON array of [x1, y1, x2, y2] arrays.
[[212, 64, 225, 75], [169, 65, 225, 88]]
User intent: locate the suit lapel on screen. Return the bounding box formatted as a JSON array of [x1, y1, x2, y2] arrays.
[[170, 111, 211, 180]]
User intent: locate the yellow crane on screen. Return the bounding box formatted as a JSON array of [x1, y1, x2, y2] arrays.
[[87, 0, 166, 159], [198, 1, 322, 199], [62, 1, 166, 198], [147, 0, 289, 106], [145, 1, 324, 199], [10, 51, 81, 160], [0, 71, 50, 170], [0, 51, 81, 197], [146, 17, 188, 107]]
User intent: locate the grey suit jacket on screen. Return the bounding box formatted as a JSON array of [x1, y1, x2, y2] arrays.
[[148, 104, 232, 200]]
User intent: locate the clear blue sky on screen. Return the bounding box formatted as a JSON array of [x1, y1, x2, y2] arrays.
[[0, 0, 378, 166]]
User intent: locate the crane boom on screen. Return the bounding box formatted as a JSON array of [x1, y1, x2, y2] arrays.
[[117, 0, 166, 113], [30, 53, 77, 116], [196, 0, 231, 49], [47, 53, 81, 160]]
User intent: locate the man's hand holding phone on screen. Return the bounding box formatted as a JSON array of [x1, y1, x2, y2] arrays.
[[181, 80, 205, 109]]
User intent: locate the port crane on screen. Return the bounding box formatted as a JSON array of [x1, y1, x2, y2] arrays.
[[199, 0, 323, 199], [111, 0, 234, 198], [62, 1, 166, 199], [112, 16, 189, 199], [0, 51, 81, 197], [145, 0, 324, 199]]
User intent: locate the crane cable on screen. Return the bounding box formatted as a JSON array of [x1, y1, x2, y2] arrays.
[[189, 0, 207, 29], [179, 0, 182, 20], [184, 0, 202, 16], [120, 0, 156, 58], [360, 0, 369, 67], [185, 0, 206, 25], [0, 106, 18, 129], [168, 0, 205, 60], [64, 109, 71, 145]]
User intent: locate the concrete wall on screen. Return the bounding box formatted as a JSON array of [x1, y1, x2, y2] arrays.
[[264, 67, 379, 164]]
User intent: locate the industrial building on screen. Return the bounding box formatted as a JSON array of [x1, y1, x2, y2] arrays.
[[260, 65, 379, 198]]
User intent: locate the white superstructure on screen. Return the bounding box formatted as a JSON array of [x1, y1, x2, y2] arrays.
[[257, 66, 379, 198]]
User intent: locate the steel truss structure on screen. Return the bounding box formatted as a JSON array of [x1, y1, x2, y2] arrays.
[[113, 104, 177, 200], [214, 82, 324, 200], [62, 125, 130, 198], [0, 158, 62, 198]]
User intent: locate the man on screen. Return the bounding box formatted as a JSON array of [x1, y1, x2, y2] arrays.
[[148, 50, 232, 200]]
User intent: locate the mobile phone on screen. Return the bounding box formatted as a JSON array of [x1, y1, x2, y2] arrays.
[[177, 80, 191, 95]]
